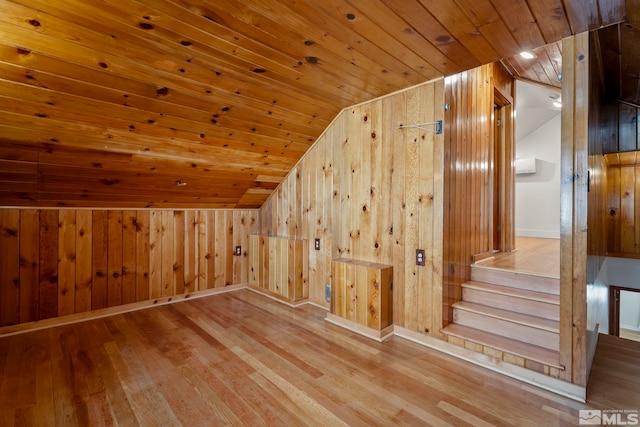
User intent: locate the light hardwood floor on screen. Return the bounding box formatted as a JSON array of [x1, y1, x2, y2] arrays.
[[0, 290, 637, 426], [620, 328, 640, 343], [479, 237, 560, 278]]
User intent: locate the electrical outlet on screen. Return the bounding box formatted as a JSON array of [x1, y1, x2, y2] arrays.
[[416, 249, 425, 266], [325, 283, 331, 301], [235, 246, 242, 256], [314, 238, 321, 250]]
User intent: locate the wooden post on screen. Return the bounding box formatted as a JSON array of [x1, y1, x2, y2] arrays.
[[560, 32, 589, 386]]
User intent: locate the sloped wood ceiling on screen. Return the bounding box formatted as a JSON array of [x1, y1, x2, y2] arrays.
[[0, 0, 624, 208], [502, 42, 563, 89]]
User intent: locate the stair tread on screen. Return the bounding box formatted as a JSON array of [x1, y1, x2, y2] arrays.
[[462, 281, 559, 304], [470, 267, 559, 295], [471, 264, 560, 280], [441, 323, 564, 369], [453, 301, 559, 333]]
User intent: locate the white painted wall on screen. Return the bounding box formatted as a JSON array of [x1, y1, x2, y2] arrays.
[[515, 113, 561, 238], [589, 258, 609, 335], [620, 290, 640, 330]]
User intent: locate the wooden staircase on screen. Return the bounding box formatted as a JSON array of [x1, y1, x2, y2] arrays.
[[441, 264, 563, 370]]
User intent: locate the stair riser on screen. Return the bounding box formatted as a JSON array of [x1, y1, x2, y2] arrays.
[[453, 309, 559, 351], [462, 288, 560, 321], [470, 268, 559, 295]]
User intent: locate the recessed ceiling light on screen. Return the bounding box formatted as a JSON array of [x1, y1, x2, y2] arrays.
[[520, 51, 535, 59], [553, 101, 562, 108]]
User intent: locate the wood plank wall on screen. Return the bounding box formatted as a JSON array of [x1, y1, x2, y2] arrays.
[[0, 208, 257, 327], [559, 33, 589, 387], [259, 78, 445, 335], [604, 164, 640, 256], [442, 62, 515, 325], [588, 31, 611, 274], [600, 101, 639, 154]]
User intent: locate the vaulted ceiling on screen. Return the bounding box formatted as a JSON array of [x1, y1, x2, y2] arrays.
[[0, 0, 625, 208]]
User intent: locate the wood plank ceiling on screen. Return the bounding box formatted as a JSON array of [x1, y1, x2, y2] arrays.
[[0, 0, 625, 208]]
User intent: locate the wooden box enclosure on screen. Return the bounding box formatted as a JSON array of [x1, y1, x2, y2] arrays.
[[331, 259, 392, 331], [248, 235, 308, 304]]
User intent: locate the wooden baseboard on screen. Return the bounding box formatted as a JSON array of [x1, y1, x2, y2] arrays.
[[0, 284, 247, 338], [246, 286, 309, 308], [306, 300, 330, 311], [393, 326, 586, 402], [324, 313, 394, 342]]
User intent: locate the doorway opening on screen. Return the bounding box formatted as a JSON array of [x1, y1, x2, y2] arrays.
[[610, 286, 640, 342], [492, 88, 514, 254]]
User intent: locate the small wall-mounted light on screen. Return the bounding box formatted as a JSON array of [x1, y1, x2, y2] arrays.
[[519, 51, 535, 59], [174, 180, 187, 186]]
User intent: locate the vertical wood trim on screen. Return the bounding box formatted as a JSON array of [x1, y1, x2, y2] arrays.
[[91, 210, 107, 310], [75, 210, 92, 313], [197, 210, 207, 290], [206, 211, 216, 290], [135, 210, 150, 302], [174, 210, 186, 294], [122, 210, 137, 305], [560, 32, 589, 386], [58, 210, 76, 316], [19, 210, 39, 323], [571, 32, 589, 387], [431, 79, 445, 337], [161, 210, 175, 297], [0, 210, 20, 326], [107, 210, 123, 307], [149, 210, 163, 299], [184, 210, 197, 292], [225, 211, 234, 286], [232, 212, 242, 284], [560, 35, 576, 384], [389, 91, 407, 327], [214, 211, 226, 288]]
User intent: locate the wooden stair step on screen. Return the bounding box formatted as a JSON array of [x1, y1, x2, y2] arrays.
[[441, 323, 564, 370], [461, 281, 560, 321], [470, 266, 559, 295], [462, 281, 559, 304], [453, 301, 559, 333]]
